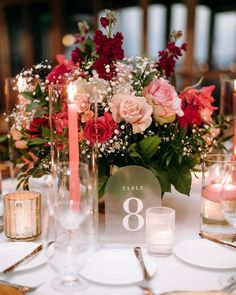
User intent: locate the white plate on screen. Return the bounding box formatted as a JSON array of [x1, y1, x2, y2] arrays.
[[174, 239, 236, 269], [0, 242, 47, 272], [80, 248, 157, 285]]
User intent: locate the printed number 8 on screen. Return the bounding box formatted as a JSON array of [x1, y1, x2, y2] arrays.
[[122, 197, 144, 231]]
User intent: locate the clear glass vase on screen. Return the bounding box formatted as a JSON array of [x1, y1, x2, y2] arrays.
[[201, 154, 236, 240]]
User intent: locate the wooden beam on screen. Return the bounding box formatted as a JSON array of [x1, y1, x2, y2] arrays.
[[139, 0, 150, 55], [183, 0, 197, 83], [165, 0, 172, 44], [22, 1, 34, 68], [0, 4, 11, 112], [207, 9, 215, 69], [49, 0, 64, 60], [92, 0, 103, 30]]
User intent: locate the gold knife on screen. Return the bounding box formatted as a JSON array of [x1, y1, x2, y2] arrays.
[[199, 232, 236, 250], [2, 244, 43, 273]]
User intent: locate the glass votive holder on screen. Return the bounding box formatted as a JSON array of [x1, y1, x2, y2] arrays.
[[4, 191, 42, 241], [201, 154, 236, 240], [146, 206, 175, 256]]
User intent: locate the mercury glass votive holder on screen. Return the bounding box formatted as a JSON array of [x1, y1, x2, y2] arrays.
[[4, 191, 42, 241]]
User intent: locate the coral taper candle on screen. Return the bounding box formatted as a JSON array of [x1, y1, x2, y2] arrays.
[[233, 80, 236, 159], [68, 82, 80, 208]]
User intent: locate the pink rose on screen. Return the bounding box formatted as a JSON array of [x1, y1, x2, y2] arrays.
[[74, 81, 90, 113], [18, 95, 29, 105], [10, 127, 22, 141], [203, 127, 220, 145], [84, 112, 116, 145], [111, 94, 153, 134], [143, 78, 183, 124], [15, 140, 28, 149]]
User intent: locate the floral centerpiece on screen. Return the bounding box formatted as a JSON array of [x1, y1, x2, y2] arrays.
[[7, 10, 228, 197]]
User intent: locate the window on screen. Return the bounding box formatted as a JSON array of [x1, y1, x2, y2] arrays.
[[170, 4, 187, 68], [194, 5, 210, 65], [147, 4, 166, 58], [213, 12, 236, 69], [115, 7, 142, 57], [170, 4, 187, 41]]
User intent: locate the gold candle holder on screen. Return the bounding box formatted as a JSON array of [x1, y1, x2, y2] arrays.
[[4, 191, 41, 241]]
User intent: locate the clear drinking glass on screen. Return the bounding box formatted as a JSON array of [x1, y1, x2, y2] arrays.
[[201, 154, 236, 240], [0, 170, 3, 231], [218, 159, 236, 287], [46, 162, 97, 292], [146, 206, 175, 256]]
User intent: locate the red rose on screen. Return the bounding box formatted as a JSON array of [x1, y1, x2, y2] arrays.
[[46, 63, 72, 84], [84, 112, 116, 145], [28, 117, 49, 138]]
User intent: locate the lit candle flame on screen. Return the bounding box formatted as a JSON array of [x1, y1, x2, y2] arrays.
[[234, 79, 236, 92], [68, 82, 77, 103]]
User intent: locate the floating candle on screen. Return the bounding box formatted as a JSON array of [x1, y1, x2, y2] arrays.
[[202, 183, 236, 202]]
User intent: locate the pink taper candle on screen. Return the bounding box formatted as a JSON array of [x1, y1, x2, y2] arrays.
[[68, 82, 80, 209], [233, 80, 236, 160]]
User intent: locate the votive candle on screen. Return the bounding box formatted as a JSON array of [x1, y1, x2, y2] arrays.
[[4, 191, 41, 241]]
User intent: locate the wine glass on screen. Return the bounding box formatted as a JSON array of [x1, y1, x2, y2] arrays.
[[219, 160, 236, 286], [45, 162, 95, 292]]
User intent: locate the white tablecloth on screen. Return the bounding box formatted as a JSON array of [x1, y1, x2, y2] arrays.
[[0, 174, 235, 295]]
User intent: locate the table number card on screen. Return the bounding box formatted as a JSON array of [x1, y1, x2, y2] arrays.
[[104, 165, 161, 245]]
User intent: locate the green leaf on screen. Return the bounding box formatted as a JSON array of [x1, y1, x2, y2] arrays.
[[171, 165, 192, 195], [137, 135, 161, 161], [150, 166, 171, 193], [98, 175, 109, 198], [184, 155, 199, 169], [41, 126, 51, 138], [22, 92, 35, 101], [127, 143, 142, 158], [28, 138, 47, 145], [26, 102, 41, 112], [0, 135, 7, 142], [35, 83, 42, 98], [84, 36, 95, 56], [142, 71, 157, 87], [34, 109, 48, 118]]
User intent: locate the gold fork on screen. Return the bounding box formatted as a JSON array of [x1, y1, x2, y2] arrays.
[[0, 279, 41, 293], [139, 279, 236, 295]]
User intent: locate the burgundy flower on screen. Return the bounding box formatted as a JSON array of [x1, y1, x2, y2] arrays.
[[92, 30, 124, 80], [71, 47, 82, 64], [155, 40, 187, 77], [100, 17, 109, 28]]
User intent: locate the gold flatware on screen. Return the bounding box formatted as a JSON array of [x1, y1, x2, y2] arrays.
[[199, 232, 236, 250], [0, 279, 41, 294], [140, 279, 236, 294], [2, 244, 43, 274]]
